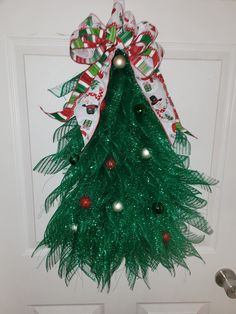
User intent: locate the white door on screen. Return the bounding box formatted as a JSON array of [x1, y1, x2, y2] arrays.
[[1, 0, 236, 313]]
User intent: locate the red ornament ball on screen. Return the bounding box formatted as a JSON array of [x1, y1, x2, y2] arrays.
[[162, 232, 171, 243], [80, 196, 92, 209], [172, 123, 176, 133], [105, 158, 116, 170], [100, 100, 106, 112]]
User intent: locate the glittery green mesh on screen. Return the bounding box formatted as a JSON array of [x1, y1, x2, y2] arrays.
[[33, 52, 217, 290]]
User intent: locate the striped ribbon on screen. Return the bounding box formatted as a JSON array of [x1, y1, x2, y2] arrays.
[[43, 0, 186, 146]]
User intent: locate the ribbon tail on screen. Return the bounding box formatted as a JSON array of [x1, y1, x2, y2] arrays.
[[156, 72, 196, 138], [176, 122, 197, 139], [133, 67, 179, 144], [48, 73, 83, 98], [74, 52, 115, 147], [40, 106, 74, 123]]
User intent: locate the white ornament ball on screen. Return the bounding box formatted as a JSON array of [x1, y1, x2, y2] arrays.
[[112, 201, 124, 212], [141, 148, 151, 159], [71, 224, 78, 232], [113, 55, 126, 69]]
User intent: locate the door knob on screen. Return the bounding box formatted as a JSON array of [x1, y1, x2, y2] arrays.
[[215, 268, 236, 299]]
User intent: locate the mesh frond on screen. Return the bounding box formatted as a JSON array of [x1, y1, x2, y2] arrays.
[[173, 131, 191, 156], [33, 154, 69, 175], [53, 117, 78, 142], [187, 216, 213, 235]]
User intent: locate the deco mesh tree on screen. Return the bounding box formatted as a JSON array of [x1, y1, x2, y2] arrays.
[[33, 0, 217, 290]]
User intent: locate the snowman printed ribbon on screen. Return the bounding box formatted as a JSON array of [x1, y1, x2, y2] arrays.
[[44, 0, 184, 146]]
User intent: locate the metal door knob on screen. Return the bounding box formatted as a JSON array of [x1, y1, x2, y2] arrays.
[[215, 268, 236, 299]]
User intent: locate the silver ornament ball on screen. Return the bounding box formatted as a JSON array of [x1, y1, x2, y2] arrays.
[[112, 201, 124, 212], [141, 148, 151, 159], [113, 55, 126, 69]]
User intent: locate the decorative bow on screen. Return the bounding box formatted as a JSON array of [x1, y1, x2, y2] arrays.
[[44, 0, 187, 146]]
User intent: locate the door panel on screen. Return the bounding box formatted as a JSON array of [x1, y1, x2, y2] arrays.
[[137, 303, 209, 314], [32, 305, 104, 314]]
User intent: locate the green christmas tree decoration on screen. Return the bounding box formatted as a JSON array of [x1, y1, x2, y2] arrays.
[[33, 0, 217, 290]]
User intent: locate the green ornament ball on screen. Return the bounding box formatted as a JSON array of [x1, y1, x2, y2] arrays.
[[134, 104, 146, 115], [69, 155, 79, 165], [153, 202, 165, 215]]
